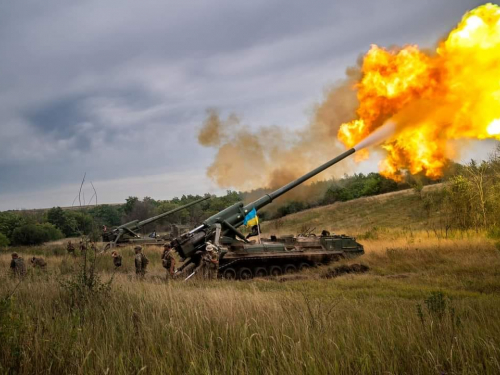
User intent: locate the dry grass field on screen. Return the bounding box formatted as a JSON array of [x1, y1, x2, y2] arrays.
[[1, 189, 500, 374], [1, 233, 499, 374], [262, 184, 444, 236]]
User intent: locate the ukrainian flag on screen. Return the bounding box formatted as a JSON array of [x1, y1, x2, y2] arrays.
[[243, 208, 259, 228]]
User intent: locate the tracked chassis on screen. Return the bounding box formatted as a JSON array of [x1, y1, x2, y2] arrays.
[[216, 233, 364, 280]]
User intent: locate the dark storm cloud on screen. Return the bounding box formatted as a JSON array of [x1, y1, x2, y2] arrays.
[[0, 0, 488, 210]]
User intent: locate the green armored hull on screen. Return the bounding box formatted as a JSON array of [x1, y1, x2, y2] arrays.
[[217, 233, 364, 279]]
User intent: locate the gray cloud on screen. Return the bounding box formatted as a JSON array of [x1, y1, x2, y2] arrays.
[[0, 0, 491, 210]]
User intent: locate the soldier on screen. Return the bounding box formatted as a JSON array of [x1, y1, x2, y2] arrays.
[[134, 246, 149, 277], [79, 240, 86, 255], [202, 241, 219, 280], [161, 244, 176, 279], [245, 224, 261, 240], [67, 240, 75, 255], [30, 256, 47, 269], [111, 251, 122, 268], [10, 253, 26, 277]]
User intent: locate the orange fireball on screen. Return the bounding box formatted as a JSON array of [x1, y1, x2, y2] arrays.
[[338, 3, 500, 181]]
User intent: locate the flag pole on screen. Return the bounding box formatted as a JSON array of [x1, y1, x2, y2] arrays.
[[257, 220, 261, 244]]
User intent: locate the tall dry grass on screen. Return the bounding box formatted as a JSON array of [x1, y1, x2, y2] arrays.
[[0, 234, 499, 374]]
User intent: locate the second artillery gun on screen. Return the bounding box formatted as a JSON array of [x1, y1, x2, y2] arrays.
[[102, 196, 209, 250], [173, 148, 364, 279]]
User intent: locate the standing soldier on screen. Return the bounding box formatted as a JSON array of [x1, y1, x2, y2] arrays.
[[202, 241, 219, 280], [10, 253, 26, 277], [30, 256, 47, 269], [111, 251, 122, 268], [67, 240, 75, 255], [161, 244, 176, 280], [79, 240, 86, 255], [134, 246, 149, 277]]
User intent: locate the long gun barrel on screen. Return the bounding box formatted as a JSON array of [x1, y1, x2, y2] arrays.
[[137, 196, 210, 228], [174, 148, 356, 258], [108, 196, 210, 243]]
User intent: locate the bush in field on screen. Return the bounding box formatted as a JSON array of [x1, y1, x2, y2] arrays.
[[59, 238, 113, 320], [0, 233, 9, 248], [47, 207, 78, 237], [38, 223, 64, 241], [0, 212, 26, 240], [487, 226, 500, 239], [11, 223, 63, 246]]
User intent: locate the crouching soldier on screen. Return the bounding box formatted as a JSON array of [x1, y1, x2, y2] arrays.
[[161, 244, 176, 280], [111, 251, 122, 268], [31, 257, 47, 269], [134, 246, 149, 278], [67, 241, 75, 255], [10, 253, 26, 277]]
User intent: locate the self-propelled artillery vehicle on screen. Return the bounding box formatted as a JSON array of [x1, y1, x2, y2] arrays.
[[102, 196, 209, 249], [172, 148, 364, 280]]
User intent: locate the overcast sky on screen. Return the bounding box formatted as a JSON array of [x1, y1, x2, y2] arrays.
[[0, 0, 494, 211]]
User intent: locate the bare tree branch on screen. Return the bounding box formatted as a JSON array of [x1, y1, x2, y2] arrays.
[[89, 181, 98, 207], [78, 172, 87, 208]]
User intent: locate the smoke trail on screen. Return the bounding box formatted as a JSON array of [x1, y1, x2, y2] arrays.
[[353, 121, 396, 151], [198, 66, 361, 192]]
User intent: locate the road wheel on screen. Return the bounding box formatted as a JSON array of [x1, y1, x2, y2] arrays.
[[299, 263, 310, 271], [270, 266, 282, 277], [239, 268, 253, 280], [254, 267, 267, 278], [284, 264, 297, 274], [222, 268, 237, 280]]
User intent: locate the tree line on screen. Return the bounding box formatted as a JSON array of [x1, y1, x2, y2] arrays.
[[1, 150, 496, 247]]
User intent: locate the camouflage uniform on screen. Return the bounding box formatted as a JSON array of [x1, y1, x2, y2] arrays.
[[161, 246, 176, 279], [111, 251, 122, 268], [67, 241, 75, 255], [79, 240, 87, 255], [134, 246, 148, 277], [202, 243, 219, 280], [31, 257, 47, 269], [10, 253, 26, 277]]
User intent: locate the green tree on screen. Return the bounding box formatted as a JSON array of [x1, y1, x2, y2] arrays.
[[0, 212, 26, 239], [0, 233, 9, 248], [68, 211, 93, 235], [47, 207, 77, 237], [88, 205, 121, 227], [11, 224, 49, 246], [38, 223, 64, 241], [124, 196, 139, 215]]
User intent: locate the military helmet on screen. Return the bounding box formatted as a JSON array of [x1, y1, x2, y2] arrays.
[[11, 252, 18, 258], [134, 246, 142, 252]]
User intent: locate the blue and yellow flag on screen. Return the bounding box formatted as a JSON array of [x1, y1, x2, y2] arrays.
[[243, 208, 259, 227]]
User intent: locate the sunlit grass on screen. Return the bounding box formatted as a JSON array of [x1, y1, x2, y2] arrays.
[[1, 232, 499, 374]]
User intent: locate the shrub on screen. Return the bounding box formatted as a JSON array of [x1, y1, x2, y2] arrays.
[[0, 233, 9, 248], [38, 223, 64, 241], [487, 226, 500, 239], [11, 223, 63, 246]]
